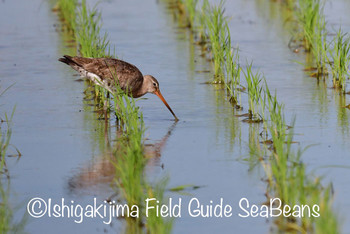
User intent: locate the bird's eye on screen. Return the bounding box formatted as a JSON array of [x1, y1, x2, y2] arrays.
[[153, 83, 157, 87]]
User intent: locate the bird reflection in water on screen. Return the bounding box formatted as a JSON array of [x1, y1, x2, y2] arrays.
[[67, 122, 177, 195]]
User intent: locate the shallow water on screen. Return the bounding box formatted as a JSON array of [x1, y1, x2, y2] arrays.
[[224, 0, 350, 231], [0, 0, 350, 233]]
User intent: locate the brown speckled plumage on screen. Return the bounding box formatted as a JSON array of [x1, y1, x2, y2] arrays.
[[59, 55, 144, 97], [59, 55, 178, 120]]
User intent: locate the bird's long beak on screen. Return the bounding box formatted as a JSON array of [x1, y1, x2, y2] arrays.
[[154, 90, 179, 121]]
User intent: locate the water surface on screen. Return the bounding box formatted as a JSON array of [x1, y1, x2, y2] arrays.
[[0, 0, 349, 233]]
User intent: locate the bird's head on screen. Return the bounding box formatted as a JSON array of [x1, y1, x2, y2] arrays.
[[143, 75, 178, 121], [143, 75, 160, 94]]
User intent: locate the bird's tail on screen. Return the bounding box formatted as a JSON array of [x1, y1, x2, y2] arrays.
[[58, 55, 81, 72]]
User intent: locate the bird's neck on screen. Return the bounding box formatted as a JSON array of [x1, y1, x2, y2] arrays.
[[133, 80, 148, 98]]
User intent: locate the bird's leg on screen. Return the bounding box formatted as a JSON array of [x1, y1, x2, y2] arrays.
[[114, 94, 121, 125], [101, 92, 110, 121], [103, 92, 110, 110], [115, 112, 120, 125]]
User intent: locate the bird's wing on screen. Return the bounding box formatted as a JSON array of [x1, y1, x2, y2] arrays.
[[71, 57, 144, 92]]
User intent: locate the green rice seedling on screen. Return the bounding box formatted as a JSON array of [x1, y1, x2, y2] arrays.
[[72, 0, 146, 205], [204, 0, 229, 82], [56, 1, 174, 231], [112, 95, 145, 208], [145, 178, 174, 234], [183, 0, 198, 28], [264, 109, 289, 188], [265, 84, 285, 133], [76, 0, 110, 58], [0, 85, 12, 231], [263, 115, 304, 228], [261, 96, 339, 232], [330, 29, 350, 93], [224, 30, 235, 83], [225, 46, 241, 107], [56, 0, 78, 33], [160, 1, 340, 232], [196, 0, 209, 45], [113, 133, 145, 208], [262, 90, 290, 203], [268, 133, 338, 232], [0, 180, 26, 234], [0, 120, 10, 173], [255, 81, 340, 232], [296, 0, 322, 52], [243, 64, 263, 121], [314, 186, 339, 234], [76, 0, 112, 105], [311, 13, 327, 77], [112, 90, 174, 231], [224, 25, 241, 106], [277, 0, 328, 77], [0, 105, 26, 233], [246, 123, 264, 171], [0, 182, 11, 233], [285, 0, 296, 10], [259, 80, 272, 122], [0, 108, 16, 176], [161, 1, 340, 232], [105, 74, 145, 208], [174, 0, 186, 15], [108, 77, 174, 231]]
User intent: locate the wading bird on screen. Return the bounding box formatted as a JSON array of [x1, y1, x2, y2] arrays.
[[59, 55, 178, 120]]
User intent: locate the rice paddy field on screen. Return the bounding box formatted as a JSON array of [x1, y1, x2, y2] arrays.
[[1, 0, 350, 233]]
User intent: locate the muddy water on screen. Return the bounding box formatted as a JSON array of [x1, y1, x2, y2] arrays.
[[0, 0, 349, 233]]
